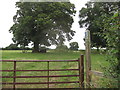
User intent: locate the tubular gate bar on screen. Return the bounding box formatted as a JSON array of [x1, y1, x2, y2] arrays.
[[0, 55, 84, 89]]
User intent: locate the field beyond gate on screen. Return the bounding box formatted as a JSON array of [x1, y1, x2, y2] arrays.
[[0, 55, 84, 89]]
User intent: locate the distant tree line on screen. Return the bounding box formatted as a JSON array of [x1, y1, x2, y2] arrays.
[[2, 43, 31, 50], [2, 42, 79, 51], [55, 42, 79, 51]]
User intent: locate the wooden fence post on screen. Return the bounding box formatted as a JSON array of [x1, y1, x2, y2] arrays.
[[13, 61, 16, 90], [0, 51, 2, 90], [47, 61, 49, 88], [85, 30, 91, 87], [78, 55, 84, 88], [80, 55, 84, 88]]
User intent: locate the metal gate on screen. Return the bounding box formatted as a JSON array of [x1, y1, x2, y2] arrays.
[[0, 55, 84, 89]]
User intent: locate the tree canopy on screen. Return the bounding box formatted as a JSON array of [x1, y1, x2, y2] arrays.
[[69, 42, 79, 50], [55, 44, 68, 52], [9, 2, 76, 52], [79, 2, 118, 50], [102, 3, 120, 87], [79, 1, 120, 87]]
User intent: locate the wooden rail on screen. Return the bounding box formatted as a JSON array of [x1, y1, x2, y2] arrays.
[[0, 55, 84, 89]]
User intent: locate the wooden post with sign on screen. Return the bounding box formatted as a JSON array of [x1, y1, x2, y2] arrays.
[[85, 30, 91, 87]]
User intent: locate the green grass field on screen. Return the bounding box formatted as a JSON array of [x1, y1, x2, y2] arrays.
[[2, 50, 109, 72], [1, 50, 116, 88]]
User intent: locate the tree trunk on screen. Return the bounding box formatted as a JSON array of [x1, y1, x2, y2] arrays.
[[32, 42, 39, 53]]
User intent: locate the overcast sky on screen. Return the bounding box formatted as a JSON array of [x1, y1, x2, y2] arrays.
[[0, 0, 89, 49]]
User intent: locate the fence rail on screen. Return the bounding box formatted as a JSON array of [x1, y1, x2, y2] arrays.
[[1, 69, 79, 72], [0, 55, 84, 89], [0, 60, 79, 62]]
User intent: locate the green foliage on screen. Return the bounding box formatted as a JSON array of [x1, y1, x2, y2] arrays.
[[103, 11, 120, 87], [3, 43, 31, 50], [79, 2, 120, 87], [55, 44, 68, 52], [96, 2, 120, 87], [9, 2, 76, 53], [79, 2, 119, 49], [69, 42, 79, 51], [5, 43, 20, 50]]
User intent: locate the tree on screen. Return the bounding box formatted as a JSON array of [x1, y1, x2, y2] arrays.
[[9, 2, 76, 53], [102, 4, 120, 87], [5, 43, 20, 50], [79, 2, 118, 50], [79, 1, 120, 87], [83, 1, 120, 87], [69, 42, 79, 51], [55, 44, 68, 52]]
